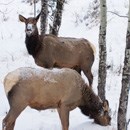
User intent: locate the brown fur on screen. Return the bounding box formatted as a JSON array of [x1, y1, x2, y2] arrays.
[[3, 67, 111, 130], [19, 13, 95, 86]]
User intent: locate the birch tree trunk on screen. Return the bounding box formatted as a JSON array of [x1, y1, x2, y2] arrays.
[[49, 0, 65, 36], [117, 1, 130, 129], [97, 0, 107, 101], [40, 0, 48, 35]]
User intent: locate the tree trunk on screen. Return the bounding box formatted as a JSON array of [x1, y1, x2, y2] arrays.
[[49, 0, 65, 36], [97, 0, 107, 101], [40, 0, 48, 35], [117, 1, 130, 130]]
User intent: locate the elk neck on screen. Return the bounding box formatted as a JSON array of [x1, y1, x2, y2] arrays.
[[25, 32, 42, 58], [79, 85, 102, 116]]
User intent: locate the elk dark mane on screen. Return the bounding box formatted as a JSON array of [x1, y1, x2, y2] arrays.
[[79, 85, 102, 117], [25, 34, 42, 57]]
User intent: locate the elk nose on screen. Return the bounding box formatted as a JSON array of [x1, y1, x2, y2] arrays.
[[26, 24, 33, 31], [26, 28, 31, 31]]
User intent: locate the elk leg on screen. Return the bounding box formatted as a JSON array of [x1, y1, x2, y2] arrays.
[[57, 105, 69, 130], [82, 68, 93, 86], [3, 112, 15, 130], [3, 105, 26, 130]]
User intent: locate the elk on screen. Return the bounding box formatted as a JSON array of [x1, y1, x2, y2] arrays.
[[3, 67, 111, 130], [19, 13, 95, 86]]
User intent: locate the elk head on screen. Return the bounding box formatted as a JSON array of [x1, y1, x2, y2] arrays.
[[94, 100, 111, 126], [19, 12, 41, 36]]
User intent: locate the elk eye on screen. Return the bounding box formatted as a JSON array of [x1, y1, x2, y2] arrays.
[[33, 20, 37, 24]]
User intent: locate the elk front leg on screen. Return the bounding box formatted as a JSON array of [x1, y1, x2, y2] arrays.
[[57, 104, 69, 130]]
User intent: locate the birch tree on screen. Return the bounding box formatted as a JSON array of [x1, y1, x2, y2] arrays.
[[40, 0, 48, 35], [117, 1, 130, 129], [97, 0, 107, 101], [49, 0, 65, 36]]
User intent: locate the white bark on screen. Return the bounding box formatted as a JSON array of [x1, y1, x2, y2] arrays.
[[40, 0, 48, 35], [49, 0, 65, 36], [97, 0, 107, 101], [117, 1, 130, 130]]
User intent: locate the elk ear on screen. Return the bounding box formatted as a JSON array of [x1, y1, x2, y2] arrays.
[[19, 15, 27, 23], [35, 12, 41, 22], [102, 99, 109, 112]]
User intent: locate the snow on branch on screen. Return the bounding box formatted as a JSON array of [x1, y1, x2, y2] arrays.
[[0, 9, 10, 22], [0, 10, 5, 14]]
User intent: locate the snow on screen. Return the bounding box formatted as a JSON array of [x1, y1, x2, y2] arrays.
[[0, 0, 130, 130]]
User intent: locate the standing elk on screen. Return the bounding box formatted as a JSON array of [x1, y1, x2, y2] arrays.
[[3, 67, 111, 130], [19, 13, 95, 86]]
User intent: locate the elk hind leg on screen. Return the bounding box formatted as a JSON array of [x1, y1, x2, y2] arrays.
[[82, 68, 93, 87], [3, 105, 26, 130]]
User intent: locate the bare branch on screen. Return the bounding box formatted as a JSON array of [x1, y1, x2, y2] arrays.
[[0, 0, 14, 5], [0, 8, 11, 15], [108, 11, 128, 18], [0, 10, 5, 14]]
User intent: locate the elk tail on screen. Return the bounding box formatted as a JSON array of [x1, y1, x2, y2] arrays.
[[4, 71, 19, 96], [89, 42, 96, 57]]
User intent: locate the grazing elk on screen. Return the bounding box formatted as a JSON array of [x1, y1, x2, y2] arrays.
[[19, 13, 95, 86], [3, 67, 111, 130]]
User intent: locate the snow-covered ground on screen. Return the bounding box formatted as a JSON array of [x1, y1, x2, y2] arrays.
[[0, 0, 130, 130]]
